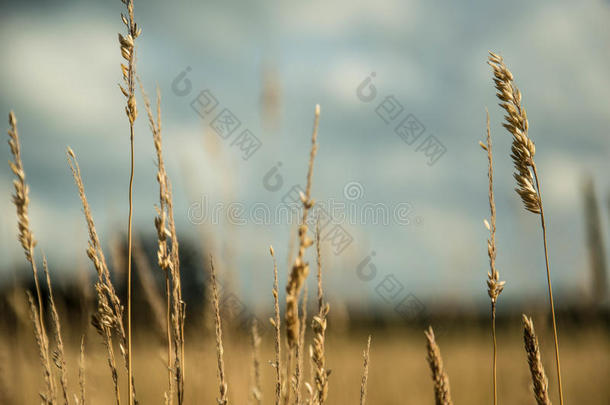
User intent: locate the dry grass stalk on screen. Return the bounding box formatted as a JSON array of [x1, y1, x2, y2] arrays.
[[140, 83, 185, 403], [269, 246, 282, 405], [7, 111, 56, 403], [78, 336, 86, 405], [26, 291, 56, 404], [118, 2, 141, 402], [43, 257, 70, 405], [359, 336, 371, 405], [285, 104, 321, 348], [489, 51, 563, 405], [424, 327, 453, 405], [480, 110, 505, 405], [294, 284, 308, 405], [168, 166, 185, 404], [7, 112, 44, 321], [522, 315, 552, 405], [0, 339, 10, 405], [311, 221, 329, 405], [250, 320, 262, 405], [210, 256, 229, 405], [67, 147, 128, 405]]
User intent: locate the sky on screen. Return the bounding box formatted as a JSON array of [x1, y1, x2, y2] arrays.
[[0, 0, 609, 310]]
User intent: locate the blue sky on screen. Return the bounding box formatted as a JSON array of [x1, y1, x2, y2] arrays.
[[1, 0, 609, 309]]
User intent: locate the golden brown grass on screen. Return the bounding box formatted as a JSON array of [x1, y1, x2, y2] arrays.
[[311, 221, 330, 405], [8, 111, 54, 402], [285, 105, 320, 349], [210, 256, 229, 405], [359, 336, 371, 405], [479, 110, 505, 405], [424, 327, 453, 405], [140, 82, 186, 404], [4, 2, 608, 402], [522, 315, 552, 405], [118, 1, 141, 401], [67, 147, 129, 404], [78, 335, 86, 405], [250, 319, 263, 405], [8, 111, 71, 404], [489, 51, 564, 405], [269, 246, 282, 405]]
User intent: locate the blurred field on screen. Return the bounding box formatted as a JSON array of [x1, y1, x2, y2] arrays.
[[1, 316, 608, 404]]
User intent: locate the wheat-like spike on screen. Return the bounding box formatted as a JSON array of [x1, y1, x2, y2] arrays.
[[285, 105, 320, 348], [269, 246, 282, 405], [424, 327, 453, 405], [250, 319, 262, 405], [118, 0, 139, 124], [488, 51, 540, 214], [489, 51, 563, 405], [481, 110, 505, 304], [359, 336, 371, 405], [7, 111, 55, 402], [210, 256, 229, 405], [7, 111, 38, 266], [311, 220, 329, 405], [480, 110, 505, 405], [7, 112, 47, 333], [7, 112, 37, 263], [522, 315, 552, 405], [43, 256, 70, 405]]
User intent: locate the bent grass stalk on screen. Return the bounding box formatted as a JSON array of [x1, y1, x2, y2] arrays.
[[67, 147, 127, 405]]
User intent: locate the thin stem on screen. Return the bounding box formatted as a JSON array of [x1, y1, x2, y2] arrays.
[[491, 302, 497, 405], [165, 274, 173, 403], [127, 126, 135, 405], [532, 163, 563, 405]]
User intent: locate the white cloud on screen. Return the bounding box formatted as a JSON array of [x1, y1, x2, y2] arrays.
[[0, 13, 122, 132]]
